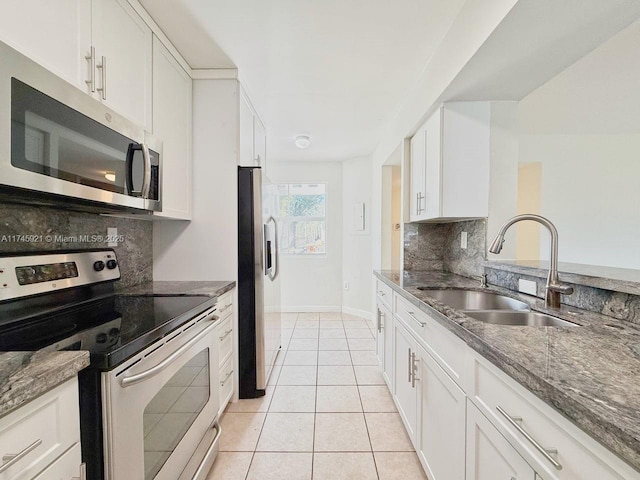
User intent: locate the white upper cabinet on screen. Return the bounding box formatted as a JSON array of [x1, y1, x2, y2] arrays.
[[409, 102, 490, 222], [91, 0, 153, 130], [0, 0, 91, 88], [239, 90, 268, 173], [152, 36, 192, 220]]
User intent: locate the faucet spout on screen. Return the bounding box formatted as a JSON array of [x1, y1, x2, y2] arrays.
[[489, 214, 573, 309]]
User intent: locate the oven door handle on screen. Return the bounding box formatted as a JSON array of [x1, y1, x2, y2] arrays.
[[120, 316, 218, 388]]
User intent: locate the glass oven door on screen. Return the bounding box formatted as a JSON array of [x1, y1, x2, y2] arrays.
[[103, 310, 220, 480]]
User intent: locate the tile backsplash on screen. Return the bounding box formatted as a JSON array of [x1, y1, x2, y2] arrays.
[[0, 202, 152, 288]]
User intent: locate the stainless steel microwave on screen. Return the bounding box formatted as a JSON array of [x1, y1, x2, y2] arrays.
[[0, 40, 162, 212]]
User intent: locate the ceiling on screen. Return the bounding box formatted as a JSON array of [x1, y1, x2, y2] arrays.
[[139, 0, 466, 162]]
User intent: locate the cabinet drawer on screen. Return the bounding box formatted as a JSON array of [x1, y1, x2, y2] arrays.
[[219, 356, 234, 415], [217, 316, 233, 367], [32, 443, 82, 480], [470, 354, 638, 480], [217, 291, 233, 321], [0, 379, 80, 480], [375, 280, 392, 309], [394, 293, 465, 386]]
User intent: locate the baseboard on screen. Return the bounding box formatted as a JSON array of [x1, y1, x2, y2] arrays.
[[280, 306, 343, 313], [341, 306, 371, 320]]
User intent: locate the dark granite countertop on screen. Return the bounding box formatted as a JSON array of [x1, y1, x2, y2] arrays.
[[120, 280, 235, 298], [375, 269, 640, 472], [0, 350, 89, 418]]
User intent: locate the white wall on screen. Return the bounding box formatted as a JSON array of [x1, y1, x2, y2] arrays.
[[371, 0, 520, 271], [342, 157, 373, 318], [516, 20, 640, 269], [268, 161, 344, 311], [154, 79, 239, 281]]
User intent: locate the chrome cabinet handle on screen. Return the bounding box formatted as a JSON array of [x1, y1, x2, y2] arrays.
[[219, 303, 231, 313], [411, 351, 418, 388], [377, 291, 385, 297], [121, 310, 218, 387], [221, 370, 234, 386], [85, 46, 95, 92], [416, 193, 420, 215], [140, 143, 152, 199], [72, 462, 87, 480], [407, 348, 412, 383], [376, 308, 382, 333], [96, 55, 107, 100], [406, 311, 426, 327], [219, 329, 232, 341], [0, 439, 42, 473], [255, 154, 261, 165], [496, 405, 563, 470]]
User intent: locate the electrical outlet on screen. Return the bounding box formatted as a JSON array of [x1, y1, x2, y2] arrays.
[[460, 231, 468, 249], [518, 279, 537, 296], [343, 282, 349, 290]]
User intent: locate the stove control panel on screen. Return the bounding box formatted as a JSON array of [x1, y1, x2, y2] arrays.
[[0, 249, 121, 302]]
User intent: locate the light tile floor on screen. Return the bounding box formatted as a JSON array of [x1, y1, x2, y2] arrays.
[[207, 312, 427, 480]]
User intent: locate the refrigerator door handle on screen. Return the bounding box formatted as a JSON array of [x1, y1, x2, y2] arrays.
[[265, 216, 279, 281]]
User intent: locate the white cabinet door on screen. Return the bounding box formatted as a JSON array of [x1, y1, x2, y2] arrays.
[[239, 93, 256, 166], [375, 304, 385, 367], [254, 116, 267, 171], [92, 0, 152, 129], [424, 108, 443, 219], [416, 342, 465, 480], [152, 35, 192, 220], [393, 319, 418, 442], [383, 305, 394, 387], [466, 400, 536, 480], [0, 0, 90, 88], [409, 126, 426, 221]]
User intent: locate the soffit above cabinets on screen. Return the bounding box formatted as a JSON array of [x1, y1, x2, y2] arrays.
[[138, 0, 466, 162]]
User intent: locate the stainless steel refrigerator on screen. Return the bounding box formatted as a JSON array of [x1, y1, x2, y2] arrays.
[[237, 166, 282, 398]]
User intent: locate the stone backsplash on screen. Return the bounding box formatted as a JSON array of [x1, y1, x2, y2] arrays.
[[0, 202, 152, 289], [404, 219, 486, 278], [404, 218, 640, 324]]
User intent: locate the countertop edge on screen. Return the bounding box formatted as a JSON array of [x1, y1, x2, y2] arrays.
[[0, 350, 90, 418], [373, 270, 640, 471]]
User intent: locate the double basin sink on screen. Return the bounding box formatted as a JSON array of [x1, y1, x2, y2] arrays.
[[416, 288, 578, 327]]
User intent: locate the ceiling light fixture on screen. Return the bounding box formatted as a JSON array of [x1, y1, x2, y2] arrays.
[[104, 172, 116, 182], [295, 135, 311, 149]]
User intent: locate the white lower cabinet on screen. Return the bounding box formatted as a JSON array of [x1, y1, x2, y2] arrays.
[[393, 318, 418, 443], [374, 276, 640, 480], [416, 341, 466, 480], [32, 443, 84, 480], [215, 289, 236, 416], [466, 400, 536, 480], [375, 301, 393, 387], [0, 378, 83, 480]]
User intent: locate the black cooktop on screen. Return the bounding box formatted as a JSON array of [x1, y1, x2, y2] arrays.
[[0, 294, 216, 370]]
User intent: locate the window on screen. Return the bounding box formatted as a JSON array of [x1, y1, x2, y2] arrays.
[[277, 183, 326, 255]]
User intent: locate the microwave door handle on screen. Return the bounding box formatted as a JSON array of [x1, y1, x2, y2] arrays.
[[125, 143, 139, 196], [141, 143, 151, 199]]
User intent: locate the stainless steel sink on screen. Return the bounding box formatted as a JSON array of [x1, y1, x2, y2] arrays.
[[462, 310, 579, 327], [417, 289, 529, 311]]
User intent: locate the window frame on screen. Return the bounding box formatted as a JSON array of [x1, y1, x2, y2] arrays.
[[277, 182, 328, 257]]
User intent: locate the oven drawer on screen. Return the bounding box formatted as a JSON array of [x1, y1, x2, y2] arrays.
[[219, 356, 234, 416], [217, 291, 233, 321], [217, 316, 233, 367], [0, 379, 80, 480]]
